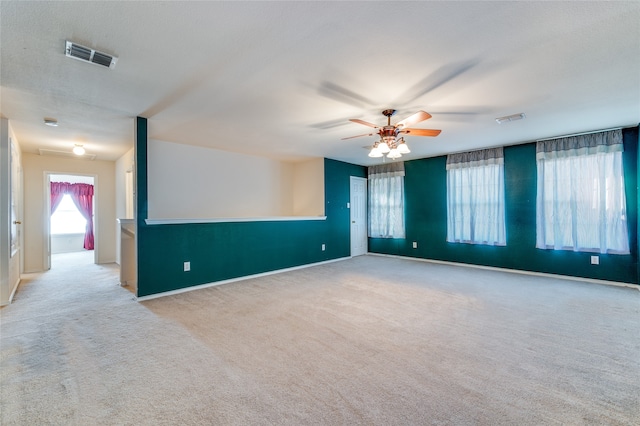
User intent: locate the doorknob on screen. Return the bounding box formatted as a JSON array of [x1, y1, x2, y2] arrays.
[[13, 220, 21, 225]]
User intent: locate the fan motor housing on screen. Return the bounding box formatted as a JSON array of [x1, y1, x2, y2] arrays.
[[380, 126, 398, 139]]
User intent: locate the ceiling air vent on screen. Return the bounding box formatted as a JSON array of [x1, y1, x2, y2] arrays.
[[65, 41, 118, 69]]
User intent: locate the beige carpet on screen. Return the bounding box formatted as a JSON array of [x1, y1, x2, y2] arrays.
[[1, 252, 639, 425]]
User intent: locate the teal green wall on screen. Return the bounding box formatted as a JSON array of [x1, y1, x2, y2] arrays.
[[370, 126, 639, 284], [135, 117, 366, 297]]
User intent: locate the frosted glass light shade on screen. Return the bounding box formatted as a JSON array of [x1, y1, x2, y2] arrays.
[[378, 141, 390, 153], [73, 145, 85, 155], [368, 147, 383, 158], [397, 142, 410, 154], [387, 148, 401, 159]]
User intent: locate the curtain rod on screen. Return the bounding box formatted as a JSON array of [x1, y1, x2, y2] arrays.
[[536, 127, 622, 142]]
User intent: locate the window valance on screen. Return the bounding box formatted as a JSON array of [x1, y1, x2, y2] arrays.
[[536, 129, 623, 160], [446, 147, 503, 169], [368, 161, 405, 178]]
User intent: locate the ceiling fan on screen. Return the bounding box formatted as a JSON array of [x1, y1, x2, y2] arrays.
[[342, 109, 441, 158]]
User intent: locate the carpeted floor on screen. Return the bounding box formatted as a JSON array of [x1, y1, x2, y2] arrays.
[[1, 252, 639, 425]]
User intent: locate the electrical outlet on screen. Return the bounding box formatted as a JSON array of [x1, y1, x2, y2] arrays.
[[321, 244, 326, 251], [184, 261, 191, 271], [590, 256, 599, 265], [412, 241, 418, 249]]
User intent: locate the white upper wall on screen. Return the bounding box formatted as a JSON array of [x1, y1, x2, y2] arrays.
[[148, 140, 324, 219], [115, 147, 134, 220], [293, 158, 324, 216]]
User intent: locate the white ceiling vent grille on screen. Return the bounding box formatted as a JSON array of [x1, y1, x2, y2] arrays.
[[65, 41, 118, 69]]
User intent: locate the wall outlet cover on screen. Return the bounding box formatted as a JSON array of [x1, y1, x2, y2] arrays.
[[184, 261, 191, 271], [590, 256, 599, 265]]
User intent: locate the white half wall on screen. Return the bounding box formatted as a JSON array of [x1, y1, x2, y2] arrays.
[[22, 153, 116, 272]]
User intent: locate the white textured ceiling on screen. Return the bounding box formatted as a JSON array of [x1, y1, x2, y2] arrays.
[[1, 1, 639, 165]]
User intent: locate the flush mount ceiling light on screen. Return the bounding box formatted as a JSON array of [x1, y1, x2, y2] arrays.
[[65, 41, 118, 69], [72, 144, 86, 156], [342, 109, 441, 160], [495, 113, 526, 124], [44, 118, 58, 127]]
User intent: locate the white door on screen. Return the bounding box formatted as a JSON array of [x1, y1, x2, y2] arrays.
[[350, 176, 367, 256]]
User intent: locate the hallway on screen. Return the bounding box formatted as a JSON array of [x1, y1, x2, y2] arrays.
[[7, 252, 122, 306]]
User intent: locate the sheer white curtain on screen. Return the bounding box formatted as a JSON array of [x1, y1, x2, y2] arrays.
[[536, 129, 629, 254], [368, 162, 405, 238], [447, 147, 506, 245]]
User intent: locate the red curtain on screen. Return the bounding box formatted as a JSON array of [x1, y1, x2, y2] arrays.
[[50, 182, 95, 250], [50, 182, 70, 214], [68, 184, 94, 250]]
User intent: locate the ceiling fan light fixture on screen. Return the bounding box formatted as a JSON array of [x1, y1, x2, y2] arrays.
[[44, 118, 58, 127], [342, 109, 441, 160], [72, 144, 86, 156]]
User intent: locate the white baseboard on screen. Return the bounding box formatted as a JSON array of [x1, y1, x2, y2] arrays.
[[135, 253, 638, 302], [368, 253, 639, 290], [136, 256, 351, 302]]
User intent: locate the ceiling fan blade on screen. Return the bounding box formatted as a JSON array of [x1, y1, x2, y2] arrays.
[[318, 81, 374, 107], [396, 111, 432, 128], [399, 128, 442, 137], [309, 117, 355, 129], [341, 132, 376, 140], [396, 59, 479, 105], [349, 118, 380, 129]]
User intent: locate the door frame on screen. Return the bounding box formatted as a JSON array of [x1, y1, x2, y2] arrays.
[[44, 172, 98, 269]]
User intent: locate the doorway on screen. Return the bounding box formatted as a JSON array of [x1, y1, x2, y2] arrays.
[[350, 176, 367, 256], [46, 173, 97, 269]]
